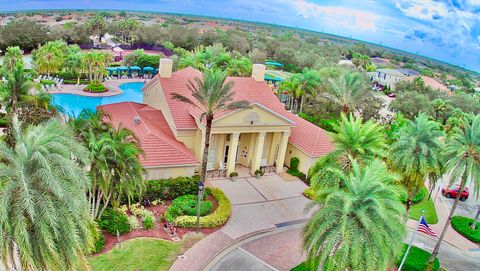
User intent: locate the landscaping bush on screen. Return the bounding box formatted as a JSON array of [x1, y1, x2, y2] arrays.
[[290, 157, 300, 171], [40, 79, 55, 85], [304, 187, 316, 200], [143, 215, 155, 230], [451, 216, 480, 243], [127, 215, 141, 230], [396, 244, 440, 271], [165, 194, 213, 222], [0, 117, 9, 127], [401, 186, 428, 204], [97, 208, 131, 235], [144, 175, 200, 200], [91, 231, 105, 254], [63, 79, 90, 85], [174, 188, 231, 228], [84, 81, 107, 93]]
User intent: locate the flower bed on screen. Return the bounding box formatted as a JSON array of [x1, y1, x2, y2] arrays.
[[173, 188, 231, 228], [451, 216, 480, 243]]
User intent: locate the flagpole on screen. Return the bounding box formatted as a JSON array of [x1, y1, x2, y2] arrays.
[[399, 210, 425, 271]]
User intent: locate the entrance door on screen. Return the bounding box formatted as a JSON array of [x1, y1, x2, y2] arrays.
[[223, 145, 229, 164]]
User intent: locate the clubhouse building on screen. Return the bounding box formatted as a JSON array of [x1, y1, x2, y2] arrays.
[[101, 59, 333, 179]]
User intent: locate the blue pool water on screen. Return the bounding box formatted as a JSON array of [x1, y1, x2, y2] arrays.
[[52, 82, 144, 117]]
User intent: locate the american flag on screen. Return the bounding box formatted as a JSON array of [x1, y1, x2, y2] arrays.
[[418, 217, 438, 238]]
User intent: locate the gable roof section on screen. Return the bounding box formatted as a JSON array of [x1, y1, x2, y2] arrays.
[[99, 102, 198, 167], [155, 67, 333, 158]]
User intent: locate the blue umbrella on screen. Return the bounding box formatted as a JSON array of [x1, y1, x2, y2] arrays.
[[130, 66, 141, 71], [143, 66, 154, 72]]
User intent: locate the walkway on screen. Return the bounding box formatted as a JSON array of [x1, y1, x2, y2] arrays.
[[169, 175, 310, 271]]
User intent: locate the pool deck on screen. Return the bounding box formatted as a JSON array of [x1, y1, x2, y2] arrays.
[[48, 78, 149, 97]]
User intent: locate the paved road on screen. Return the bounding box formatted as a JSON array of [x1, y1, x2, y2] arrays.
[[209, 226, 480, 271]]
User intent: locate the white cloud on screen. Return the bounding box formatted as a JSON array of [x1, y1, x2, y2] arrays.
[[394, 0, 449, 21], [293, 0, 379, 31]]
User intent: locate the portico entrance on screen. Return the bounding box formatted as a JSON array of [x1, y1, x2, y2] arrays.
[[206, 130, 290, 177]]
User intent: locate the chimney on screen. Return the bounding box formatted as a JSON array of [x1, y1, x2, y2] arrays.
[[251, 64, 266, 82], [159, 58, 173, 78]]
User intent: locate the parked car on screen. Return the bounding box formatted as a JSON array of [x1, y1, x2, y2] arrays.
[[442, 185, 469, 201]]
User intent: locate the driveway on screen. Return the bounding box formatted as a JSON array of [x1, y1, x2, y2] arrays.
[[169, 174, 311, 271], [211, 175, 311, 239]]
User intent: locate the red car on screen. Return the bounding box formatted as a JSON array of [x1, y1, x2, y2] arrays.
[[442, 185, 469, 201]]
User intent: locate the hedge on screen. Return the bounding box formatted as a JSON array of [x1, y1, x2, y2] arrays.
[[91, 230, 105, 254], [451, 216, 480, 243], [97, 208, 131, 235], [144, 175, 200, 200], [174, 187, 231, 228], [396, 244, 440, 271]]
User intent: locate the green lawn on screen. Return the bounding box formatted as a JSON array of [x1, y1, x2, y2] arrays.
[[88, 237, 181, 271], [409, 192, 438, 224]]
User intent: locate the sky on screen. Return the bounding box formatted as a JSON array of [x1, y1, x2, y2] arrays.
[[1, 0, 480, 72]]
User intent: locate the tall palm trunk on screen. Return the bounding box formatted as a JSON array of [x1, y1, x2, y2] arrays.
[[472, 205, 480, 230], [299, 96, 304, 114], [429, 172, 468, 263], [196, 115, 213, 231]]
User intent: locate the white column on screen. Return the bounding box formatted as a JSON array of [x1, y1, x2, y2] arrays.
[[251, 132, 266, 175], [276, 131, 290, 173], [226, 132, 240, 176]]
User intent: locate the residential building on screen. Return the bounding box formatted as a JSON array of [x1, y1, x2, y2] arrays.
[[101, 59, 333, 179]]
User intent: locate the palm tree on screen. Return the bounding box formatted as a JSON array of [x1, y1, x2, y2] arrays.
[[309, 114, 387, 189], [389, 113, 443, 213], [323, 70, 368, 114], [0, 116, 94, 271], [297, 68, 321, 113], [4, 63, 36, 115], [33, 41, 66, 76], [1, 46, 23, 74], [70, 109, 144, 219], [172, 69, 249, 227], [278, 75, 301, 111], [303, 160, 406, 271], [431, 98, 450, 123], [429, 114, 480, 263]]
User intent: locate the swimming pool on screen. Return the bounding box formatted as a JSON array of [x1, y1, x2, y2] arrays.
[[51, 82, 144, 117]]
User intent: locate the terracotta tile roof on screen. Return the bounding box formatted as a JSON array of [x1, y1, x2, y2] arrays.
[[155, 67, 333, 157], [99, 102, 198, 167]]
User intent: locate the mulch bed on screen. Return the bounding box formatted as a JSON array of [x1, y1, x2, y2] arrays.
[[96, 194, 221, 255]]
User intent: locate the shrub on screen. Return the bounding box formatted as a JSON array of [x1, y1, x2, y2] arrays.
[[91, 231, 105, 254], [401, 186, 427, 204], [254, 169, 263, 176], [290, 157, 300, 171], [97, 208, 131, 235], [304, 187, 316, 200], [174, 188, 231, 228], [63, 79, 90, 85], [127, 215, 141, 230], [144, 175, 200, 200], [165, 194, 213, 222], [40, 79, 55, 85], [229, 171, 238, 177], [84, 81, 107, 93], [395, 244, 440, 271], [451, 216, 480, 243], [143, 215, 155, 230], [0, 117, 9, 127]]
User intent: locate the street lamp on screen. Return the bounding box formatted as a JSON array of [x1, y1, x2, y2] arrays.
[[196, 181, 205, 233]]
